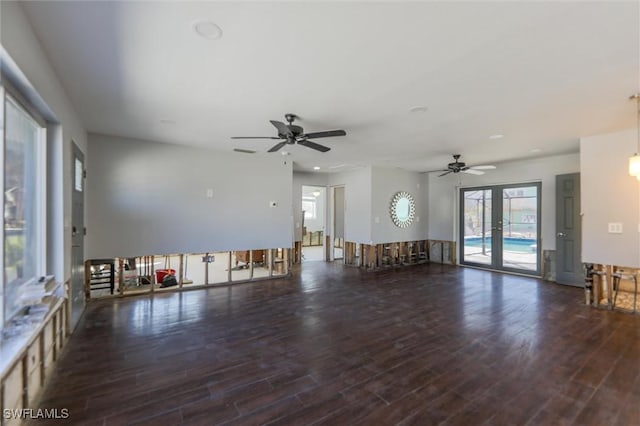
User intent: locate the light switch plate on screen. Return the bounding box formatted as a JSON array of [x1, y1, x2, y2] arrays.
[[608, 223, 623, 233], [206, 188, 214, 198]]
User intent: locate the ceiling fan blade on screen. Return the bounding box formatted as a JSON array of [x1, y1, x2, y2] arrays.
[[270, 120, 293, 137], [267, 141, 288, 153], [469, 165, 496, 170], [438, 171, 453, 177], [462, 169, 485, 175], [298, 139, 331, 152], [231, 136, 281, 140], [304, 130, 346, 139]]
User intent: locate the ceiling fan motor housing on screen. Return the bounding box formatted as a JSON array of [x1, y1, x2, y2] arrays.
[[280, 125, 304, 143], [291, 125, 304, 136], [448, 160, 466, 171]]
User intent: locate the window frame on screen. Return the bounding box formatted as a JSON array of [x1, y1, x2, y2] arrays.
[[1, 79, 48, 328]]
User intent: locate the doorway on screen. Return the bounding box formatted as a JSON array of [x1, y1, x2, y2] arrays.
[[460, 182, 541, 275], [301, 185, 326, 261], [71, 141, 85, 327], [332, 186, 345, 260]]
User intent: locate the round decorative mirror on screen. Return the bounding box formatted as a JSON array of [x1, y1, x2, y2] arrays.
[[390, 191, 416, 228]]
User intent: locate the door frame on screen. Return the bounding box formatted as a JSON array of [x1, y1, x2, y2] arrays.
[[459, 181, 542, 276], [330, 185, 345, 261], [70, 140, 85, 328], [300, 185, 327, 262]]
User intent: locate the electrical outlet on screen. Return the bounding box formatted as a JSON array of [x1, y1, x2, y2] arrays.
[[374, 217, 380, 223], [608, 223, 623, 234], [206, 188, 214, 198]]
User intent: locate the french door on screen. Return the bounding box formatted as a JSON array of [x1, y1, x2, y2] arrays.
[[460, 183, 541, 275]]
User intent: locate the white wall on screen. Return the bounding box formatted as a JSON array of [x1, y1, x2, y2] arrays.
[[328, 167, 372, 244], [1, 1, 88, 282], [428, 153, 580, 250], [370, 167, 428, 244], [428, 171, 458, 241], [580, 129, 639, 267], [87, 134, 292, 258]]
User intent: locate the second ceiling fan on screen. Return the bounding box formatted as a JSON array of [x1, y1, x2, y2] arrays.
[[232, 114, 346, 153], [436, 154, 496, 177]]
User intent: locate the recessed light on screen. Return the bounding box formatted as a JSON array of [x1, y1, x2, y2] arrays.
[[193, 20, 223, 40], [313, 166, 320, 170], [160, 119, 176, 125], [488, 134, 504, 140], [530, 148, 542, 153], [409, 106, 428, 113]]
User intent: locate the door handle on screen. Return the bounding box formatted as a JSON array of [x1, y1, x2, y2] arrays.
[[557, 232, 566, 237]]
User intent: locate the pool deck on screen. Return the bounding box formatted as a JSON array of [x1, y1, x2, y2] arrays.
[[463, 246, 537, 271]]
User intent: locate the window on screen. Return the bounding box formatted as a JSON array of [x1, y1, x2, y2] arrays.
[[302, 197, 316, 219], [2, 91, 46, 327], [74, 157, 83, 192]]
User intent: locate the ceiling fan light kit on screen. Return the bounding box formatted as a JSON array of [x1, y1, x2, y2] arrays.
[[232, 114, 346, 153]]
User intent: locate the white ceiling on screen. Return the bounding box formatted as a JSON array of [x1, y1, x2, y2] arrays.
[[21, 1, 640, 173]]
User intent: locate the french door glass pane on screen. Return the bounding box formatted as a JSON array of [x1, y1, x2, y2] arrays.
[[502, 186, 538, 271], [462, 189, 492, 265]]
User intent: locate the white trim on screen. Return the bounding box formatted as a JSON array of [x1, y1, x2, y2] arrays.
[[3, 78, 46, 127], [36, 126, 47, 276], [0, 83, 5, 328]]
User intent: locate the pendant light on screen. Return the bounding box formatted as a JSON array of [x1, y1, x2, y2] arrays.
[[628, 93, 640, 177]]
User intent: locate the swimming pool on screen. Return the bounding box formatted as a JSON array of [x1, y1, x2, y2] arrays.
[[464, 237, 537, 253]]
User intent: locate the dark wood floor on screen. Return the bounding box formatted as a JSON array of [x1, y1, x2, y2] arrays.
[[32, 262, 639, 425]]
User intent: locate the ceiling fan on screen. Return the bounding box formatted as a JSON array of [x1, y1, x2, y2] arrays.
[[436, 154, 496, 177], [231, 114, 346, 153]]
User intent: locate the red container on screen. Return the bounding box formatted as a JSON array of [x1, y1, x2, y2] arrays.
[[155, 268, 176, 283]]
